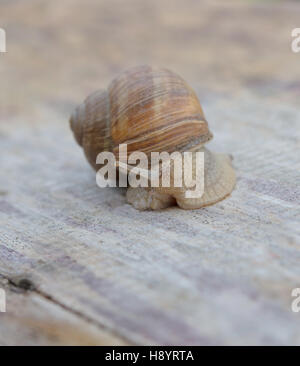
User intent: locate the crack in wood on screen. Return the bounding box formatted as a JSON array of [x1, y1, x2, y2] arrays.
[[0, 273, 134, 345]]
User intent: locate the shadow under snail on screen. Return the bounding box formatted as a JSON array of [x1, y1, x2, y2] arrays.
[[70, 65, 236, 210]]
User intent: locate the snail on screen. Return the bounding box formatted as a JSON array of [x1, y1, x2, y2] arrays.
[[70, 65, 236, 210]]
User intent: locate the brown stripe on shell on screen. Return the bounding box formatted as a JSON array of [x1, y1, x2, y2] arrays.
[[70, 90, 111, 170], [108, 66, 211, 156], [113, 119, 212, 162], [109, 65, 155, 144], [118, 114, 208, 145]]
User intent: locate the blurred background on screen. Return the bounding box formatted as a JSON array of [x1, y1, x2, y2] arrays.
[[1, 0, 300, 122]]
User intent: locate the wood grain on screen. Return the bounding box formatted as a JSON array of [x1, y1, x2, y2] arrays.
[[0, 276, 128, 345], [0, 0, 299, 345]]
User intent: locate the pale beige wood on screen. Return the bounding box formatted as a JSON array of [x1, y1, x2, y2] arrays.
[[0, 277, 128, 345], [0, 0, 300, 345]]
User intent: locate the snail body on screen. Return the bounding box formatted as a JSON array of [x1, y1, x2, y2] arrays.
[[70, 65, 235, 210]]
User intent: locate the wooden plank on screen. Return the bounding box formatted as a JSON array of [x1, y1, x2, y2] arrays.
[[0, 0, 300, 345], [0, 277, 128, 345]]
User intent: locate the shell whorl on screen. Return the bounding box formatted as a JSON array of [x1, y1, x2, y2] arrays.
[[70, 100, 85, 146], [70, 90, 111, 170]]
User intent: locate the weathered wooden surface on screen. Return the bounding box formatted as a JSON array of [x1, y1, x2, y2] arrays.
[[0, 0, 300, 345]]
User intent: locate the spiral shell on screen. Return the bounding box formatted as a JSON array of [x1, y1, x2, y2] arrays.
[[70, 65, 212, 167]]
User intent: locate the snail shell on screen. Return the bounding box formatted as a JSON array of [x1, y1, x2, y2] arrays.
[[70, 65, 235, 210], [70, 65, 212, 166]]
